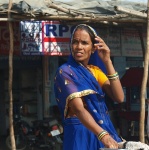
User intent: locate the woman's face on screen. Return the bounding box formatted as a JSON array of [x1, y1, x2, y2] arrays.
[[71, 29, 94, 66]]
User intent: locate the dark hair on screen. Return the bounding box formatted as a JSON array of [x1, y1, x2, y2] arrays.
[[71, 24, 97, 45]]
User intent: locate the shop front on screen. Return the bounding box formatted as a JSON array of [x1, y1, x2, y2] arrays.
[[0, 20, 147, 137]]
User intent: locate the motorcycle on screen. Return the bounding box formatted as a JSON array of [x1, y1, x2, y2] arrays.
[[29, 118, 63, 150], [6, 104, 63, 150], [6, 118, 63, 150]]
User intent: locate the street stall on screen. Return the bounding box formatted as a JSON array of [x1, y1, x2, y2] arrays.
[[0, 0, 149, 149]]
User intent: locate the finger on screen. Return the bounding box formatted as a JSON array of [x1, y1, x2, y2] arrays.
[[95, 36, 104, 43], [110, 145, 118, 149], [95, 42, 104, 48]]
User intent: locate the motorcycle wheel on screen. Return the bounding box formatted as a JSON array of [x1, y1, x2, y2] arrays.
[[6, 134, 27, 150]]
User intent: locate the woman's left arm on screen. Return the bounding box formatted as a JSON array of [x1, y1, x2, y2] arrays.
[[94, 36, 124, 103], [102, 59, 124, 103]]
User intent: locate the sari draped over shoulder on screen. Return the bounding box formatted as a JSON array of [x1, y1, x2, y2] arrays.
[[54, 55, 122, 150]]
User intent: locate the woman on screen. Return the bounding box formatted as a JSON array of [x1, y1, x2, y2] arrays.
[[54, 24, 124, 149]]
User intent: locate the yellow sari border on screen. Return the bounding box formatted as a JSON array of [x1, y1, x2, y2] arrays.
[[64, 89, 97, 118]]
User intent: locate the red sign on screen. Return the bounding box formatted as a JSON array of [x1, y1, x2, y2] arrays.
[[0, 22, 20, 55]]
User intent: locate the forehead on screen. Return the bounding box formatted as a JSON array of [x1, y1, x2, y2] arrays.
[[73, 29, 91, 41]]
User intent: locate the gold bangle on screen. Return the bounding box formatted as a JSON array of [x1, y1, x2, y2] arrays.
[[108, 75, 119, 80], [100, 134, 109, 141], [97, 130, 109, 141], [98, 132, 109, 141], [107, 72, 118, 78]]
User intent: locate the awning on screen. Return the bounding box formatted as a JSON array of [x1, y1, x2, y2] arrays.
[[0, 0, 147, 24]]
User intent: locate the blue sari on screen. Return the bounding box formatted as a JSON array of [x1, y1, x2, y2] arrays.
[[54, 55, 122, 150]]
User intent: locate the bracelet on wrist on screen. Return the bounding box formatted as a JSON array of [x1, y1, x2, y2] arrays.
[[97, 130, 109, 141], [107, 72, 119, 80], [107, 72, 118, 77], [108, 75, 119, 80]]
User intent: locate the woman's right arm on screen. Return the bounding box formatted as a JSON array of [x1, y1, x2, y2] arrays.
[[68, 97, 118, 149]]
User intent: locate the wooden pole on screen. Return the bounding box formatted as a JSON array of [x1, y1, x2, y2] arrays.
[[11, 14, 146, 23], [139, 0, 149, 143], [8, 0, 16, 149], [114, 6, 147, 18]]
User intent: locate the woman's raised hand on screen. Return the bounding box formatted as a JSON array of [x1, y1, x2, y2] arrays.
[[94, 36, 111, 64]]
